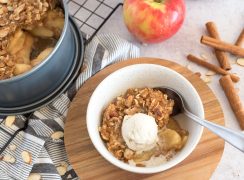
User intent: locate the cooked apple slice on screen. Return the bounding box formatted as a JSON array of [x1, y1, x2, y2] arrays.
[[16, 33, 34, 64], [158, 128, 182, 150], [14, 64, 32, 75], [31, 47, 53, 66], [8, 29, 26, 54], [133, 148, 156, 163], [166, 118, 181, 132], [46, 10, 64, 21], [46, 10, 57, 20], [30, 26, 54, 38], [46, 18, 64, 30], [180, 135, 188, 149]]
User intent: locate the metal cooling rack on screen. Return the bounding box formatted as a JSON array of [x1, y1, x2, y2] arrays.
[[67, 0, 123, 43]]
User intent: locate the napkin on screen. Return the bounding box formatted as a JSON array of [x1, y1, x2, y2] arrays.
[[0, 34, 139, 180]]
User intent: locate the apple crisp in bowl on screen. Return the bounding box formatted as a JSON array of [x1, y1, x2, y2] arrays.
[[87, 64, 204, 174], [99, 87, 189, 167]]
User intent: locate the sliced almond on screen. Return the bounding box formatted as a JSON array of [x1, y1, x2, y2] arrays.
[[51, 131, 64, 140], [21, 151, 32, 164], [3, 154, 16, 163], [27, 173, 41, 180], [205, 70, 216, 76], [59, 161, 68, 168], [203, 76, 211, 83], [56, 165, 67, 176], [237, 58, 244, 67], [200, 54, 207, 60], [9, 144, 17, 151], [186, 63, 192, 70], [67, 174, 72, 179], [5, 116, 15, 128]]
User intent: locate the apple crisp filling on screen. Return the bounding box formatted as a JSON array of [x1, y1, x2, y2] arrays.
[[0, 0, 64, 80], [99, 88, 188, 167]]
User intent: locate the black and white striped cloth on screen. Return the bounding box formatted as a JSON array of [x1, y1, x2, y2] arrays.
[[0, 34, 139, 180]]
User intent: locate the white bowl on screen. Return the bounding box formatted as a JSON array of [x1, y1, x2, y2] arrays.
[[87, 64, 204, 174]]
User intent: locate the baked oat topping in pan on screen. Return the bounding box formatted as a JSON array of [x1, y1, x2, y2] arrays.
[[0, 0, 64, 80]]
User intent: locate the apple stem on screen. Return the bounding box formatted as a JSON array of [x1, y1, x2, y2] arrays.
[[154, 0, 164, 3]]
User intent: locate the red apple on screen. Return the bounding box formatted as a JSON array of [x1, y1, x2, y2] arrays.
[[123, 0, 185, 43]]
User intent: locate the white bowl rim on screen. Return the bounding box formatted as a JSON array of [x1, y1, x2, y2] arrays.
[[86, 63, 204, 174]]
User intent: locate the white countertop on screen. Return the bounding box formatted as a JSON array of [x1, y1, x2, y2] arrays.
[[69, 0, 244, 179]]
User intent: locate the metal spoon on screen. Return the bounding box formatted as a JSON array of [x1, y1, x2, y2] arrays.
[[157, 87, 244, 152]]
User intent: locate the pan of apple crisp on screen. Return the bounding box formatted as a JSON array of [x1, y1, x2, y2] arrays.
[[0, 0, 84, 113]]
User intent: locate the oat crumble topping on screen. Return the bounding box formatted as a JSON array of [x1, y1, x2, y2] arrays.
[[0, 0, 60, 80], [99, 88, 175, 161]]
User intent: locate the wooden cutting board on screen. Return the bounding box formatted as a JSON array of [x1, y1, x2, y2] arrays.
[[64, 58, 225, 180]]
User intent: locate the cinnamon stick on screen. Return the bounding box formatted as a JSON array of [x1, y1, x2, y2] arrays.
[[206, 22, 231, 70], [187, 54, 240, 82], [201, 35, 244, 57], [235, 29, 244, 47], [220, 75, 244, 130]]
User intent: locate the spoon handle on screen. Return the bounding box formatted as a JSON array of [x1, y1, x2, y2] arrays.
[[184, 110, 244, 152]]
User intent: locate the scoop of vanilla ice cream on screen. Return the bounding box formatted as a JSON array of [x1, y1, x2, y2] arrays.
[[122, 113, 158, 152]]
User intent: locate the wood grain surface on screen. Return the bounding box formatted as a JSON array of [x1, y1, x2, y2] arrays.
[[64, 58, 225, 180]]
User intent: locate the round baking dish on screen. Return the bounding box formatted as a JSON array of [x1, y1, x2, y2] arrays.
[[0, 1, 84, 114]]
